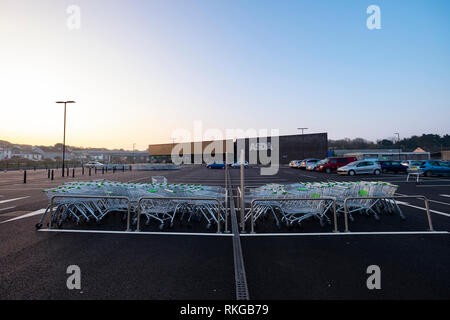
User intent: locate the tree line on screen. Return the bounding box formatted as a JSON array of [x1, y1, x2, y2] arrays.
[[329, 134, 450, 153]]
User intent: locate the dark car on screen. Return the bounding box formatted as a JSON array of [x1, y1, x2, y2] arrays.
[[206, 162, 225, 169], [378, 160, 407, 173]]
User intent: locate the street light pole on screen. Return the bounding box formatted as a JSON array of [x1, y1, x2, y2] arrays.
[[394, 132, 400, 160], [56, 101, 75, 177]]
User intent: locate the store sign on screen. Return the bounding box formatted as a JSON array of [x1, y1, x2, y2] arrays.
[[249, 142, 273, 151]]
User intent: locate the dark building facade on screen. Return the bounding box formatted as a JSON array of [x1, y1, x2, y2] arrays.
[[235, 133, 328, 164], [149, 133, 328, 165]]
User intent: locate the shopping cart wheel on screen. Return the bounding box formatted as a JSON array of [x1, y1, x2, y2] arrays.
[[35, 223, 43, 230]]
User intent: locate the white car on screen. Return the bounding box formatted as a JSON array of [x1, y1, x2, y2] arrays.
[[231, 161, 249, 168], [289, 160, 302, 168], [337, 160, 381, 176], [84, 161, 104, 169]]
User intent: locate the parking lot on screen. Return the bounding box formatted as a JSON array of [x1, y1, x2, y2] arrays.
[[0, 165, 449, 299]]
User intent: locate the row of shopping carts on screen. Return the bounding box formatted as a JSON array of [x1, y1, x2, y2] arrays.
[[243, 181, 403, 229], [38, 178, 226, 230], [37, 179, 403, 232]]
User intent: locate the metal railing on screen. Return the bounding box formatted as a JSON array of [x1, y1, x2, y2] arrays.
[[343, 195, 433, 232], [249, 197, 338, 234], [44, 195, 132, 230], [136, 196, 223, 233]]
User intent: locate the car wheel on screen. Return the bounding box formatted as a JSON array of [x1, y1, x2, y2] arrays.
[[424, 171, 432, 177], [374, 169, 381, 175], [325, 168, 331, 174], [348, 170, 355, 176]]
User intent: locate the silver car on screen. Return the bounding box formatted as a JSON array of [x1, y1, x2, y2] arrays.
[[337, 160, 382, 176], [301, 159, 320, 170]]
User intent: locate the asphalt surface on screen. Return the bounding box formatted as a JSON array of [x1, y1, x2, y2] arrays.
[[0, 165, 449, 299]]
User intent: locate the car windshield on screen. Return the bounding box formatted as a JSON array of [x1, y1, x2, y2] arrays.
[[411, 161, 425, 166]]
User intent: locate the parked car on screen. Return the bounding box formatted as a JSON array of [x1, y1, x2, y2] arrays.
[[337, 160, 382, 176], [206, 162, 225, 169], [315, 157, 358, 173], [306, 160, 322, 171], [378, 160, 407, 173], [407, 160, 450, 177], [84, 161, 104, 169], [289, 160, 302, 168], [231, 161, 249, 168], [299, 159, 320, 170]]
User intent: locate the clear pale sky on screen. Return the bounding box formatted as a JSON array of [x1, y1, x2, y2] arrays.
[[1, 0, 449, 150]]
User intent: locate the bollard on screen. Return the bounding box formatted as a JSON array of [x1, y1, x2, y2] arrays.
[[122, 165, 124, 172], [95, 167, 97, 175], [72, 168, 75, 178], [89, 168, 92, 176], [51, 170, 54, 180], [106, 167, 108, 173], [34, 167, 36, 171], [23, 170, 27, 184], [102, 167, 105, 175], [113, 167, 116, 173], [82, 167, 84, 175], [130, 165, 132, 171], [48, 169, 50, 179], [66, 167, 69, 177]]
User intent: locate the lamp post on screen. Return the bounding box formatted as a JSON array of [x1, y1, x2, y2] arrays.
[[133, 143, 136, 164], [56, 101, 75, 177], [394, 132, 400, 160]]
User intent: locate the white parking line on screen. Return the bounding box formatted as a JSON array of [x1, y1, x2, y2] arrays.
[[240, 231, 449, 237], [0, 196, 30, 204], [398, 202, 450, 218], [0, 208, 46, 224], [396, 193, 450, 207], [0, 206, 16, 212], [38, 229, 234, 237], [417, 185, 450, 187]]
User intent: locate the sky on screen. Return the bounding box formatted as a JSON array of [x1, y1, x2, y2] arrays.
[[0, 0, 449, 150]]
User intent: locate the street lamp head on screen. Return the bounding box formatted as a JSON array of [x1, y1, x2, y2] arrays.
[[56, 101, 76, 104]]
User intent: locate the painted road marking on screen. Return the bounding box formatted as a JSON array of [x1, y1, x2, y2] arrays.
[[0, 209, 46, 224], [417, 185, 450, 187], [0, 196, 30, 204], [0, 206, 16, 212], [397, 202, 450, 218], [396, 193, 450, 207], [38, 229, 234, 236], [240, 231, 449, 237]]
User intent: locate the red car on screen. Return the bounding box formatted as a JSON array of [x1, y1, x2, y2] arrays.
[[315, 157, 358, 173]]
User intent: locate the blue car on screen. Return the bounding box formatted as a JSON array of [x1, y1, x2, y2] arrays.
[[378, 160, 407, 173], [206, 162, 225, 169], [407, 160, 450, 177]]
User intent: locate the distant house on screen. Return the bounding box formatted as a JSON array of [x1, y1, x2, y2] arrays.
[[10, 147, 43, 161], [0, 148, 12, 160]]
